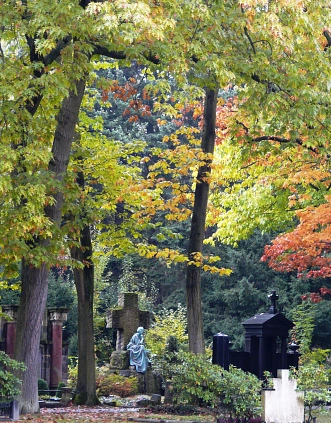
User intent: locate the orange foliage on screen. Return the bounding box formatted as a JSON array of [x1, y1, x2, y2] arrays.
[[101, 78, 151, 120], [302, 287, 331, 303], [261, 197, 331, 278], [215, 96, 238, 144]]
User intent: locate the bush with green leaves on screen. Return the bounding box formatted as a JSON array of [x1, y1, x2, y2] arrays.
[[171, 352, 262, 421], [290, 300, 331, 423], [56, 381, 66, 398], [146, 304, 188, 357], [145, 305, 188, 381], [0, 351, 26, 399], [292, 362, 331, 423], [66, 360, 78, 388], [38, 378, 49, 393]]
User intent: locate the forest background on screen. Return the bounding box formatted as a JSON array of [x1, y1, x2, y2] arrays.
[[2, 0, 331, 415], [4, 62, 331, 358]]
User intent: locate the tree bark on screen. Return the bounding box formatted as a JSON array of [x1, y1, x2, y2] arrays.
[[69, 166, 98, 405], [186, 87, 218, 354], [71, 224, 98, 405], [14, 261, 49, 413], [14, 79, 86, 414]]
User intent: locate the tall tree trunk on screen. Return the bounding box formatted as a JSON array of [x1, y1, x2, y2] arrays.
[[14, 79, 86, 414], [71, 224, 98, 405], [14, 261, 49, 414], [186, 87, 218, 354], [69, 164, 98, 405]]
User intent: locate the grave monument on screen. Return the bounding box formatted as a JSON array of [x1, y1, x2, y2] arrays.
[[213, 291, 299, 378], [106, 292, 150, 370], [106, 292, 161, 394], [262, 369, 304, 423]]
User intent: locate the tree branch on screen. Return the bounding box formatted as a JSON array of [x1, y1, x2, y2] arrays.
[[323, 30, 331, 49], [91, 44, 160, 64], [43, 36, 72, 66], [253, 135, 319, 154]]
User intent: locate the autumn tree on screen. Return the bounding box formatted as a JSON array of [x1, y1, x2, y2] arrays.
[[262, 199, 331, 279], [0, 0, 179, 412], [3, 0, 331, 411]]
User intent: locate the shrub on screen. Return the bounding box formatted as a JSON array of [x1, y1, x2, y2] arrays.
[[145, 305, 188, 357], [96, 372, 138, 397], [38, 378, 49, 395], [145, 305, 188, 382], [0, 351, 26, 399], [67, 360, 78, 388], [56, 381, 66, 398], [171, 352, 262, 421], [292, 362, 331, 423]]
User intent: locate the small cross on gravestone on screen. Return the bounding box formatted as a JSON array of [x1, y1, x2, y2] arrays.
[[268, 290, 279, 314], [106, 292, 150, 369]]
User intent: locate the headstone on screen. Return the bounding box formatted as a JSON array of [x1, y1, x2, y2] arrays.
[[150, 394, 161, 405], [136, 397, 150, 407], [106, 293, 150, 370], [262, 369, 304, 423]]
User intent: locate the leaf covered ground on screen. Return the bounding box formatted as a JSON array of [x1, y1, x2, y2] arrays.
[[20, 404, 215, 423], [19, 404, 331, 423]]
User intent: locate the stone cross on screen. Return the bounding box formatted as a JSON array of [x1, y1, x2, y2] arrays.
[[106, 292, 150, 351], [268, 290, 279, 314], [262, 369, 304, 423]]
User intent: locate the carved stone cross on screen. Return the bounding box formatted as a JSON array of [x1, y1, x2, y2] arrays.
[[268, 290, 279, 314], [106, 292, 150, 351]]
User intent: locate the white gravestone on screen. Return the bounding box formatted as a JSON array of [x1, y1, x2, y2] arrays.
[[262, 369, 304, 423]]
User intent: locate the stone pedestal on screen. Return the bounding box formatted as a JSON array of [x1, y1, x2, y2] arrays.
[[112, 368, 162, 395], [109, 350, 130, 370], [60, 387, 72, 406]]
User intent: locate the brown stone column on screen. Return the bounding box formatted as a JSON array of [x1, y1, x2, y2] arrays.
[[2, 306, 19, 358], [48, 309, 68, 389]]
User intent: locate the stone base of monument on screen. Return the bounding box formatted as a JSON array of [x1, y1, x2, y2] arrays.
[[109, 350, 130, 369], [109, 367, 162, 395]]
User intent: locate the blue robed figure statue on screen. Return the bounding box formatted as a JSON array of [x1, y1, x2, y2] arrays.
[[127, 327, 150, 373]]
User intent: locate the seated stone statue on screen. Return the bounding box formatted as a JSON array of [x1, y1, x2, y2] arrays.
[[126, 326, 150, 373]]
